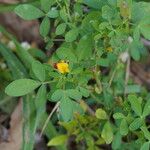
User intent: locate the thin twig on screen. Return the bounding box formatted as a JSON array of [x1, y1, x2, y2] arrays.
[[40, 102, 60, 137], [108, 66, 118, 88], [124, 56, 130, 95], [79, 100, 95, 116]]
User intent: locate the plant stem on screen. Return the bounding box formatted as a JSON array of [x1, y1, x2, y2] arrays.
[[40, 102, 60, 137], [93, 70, 102, 93]]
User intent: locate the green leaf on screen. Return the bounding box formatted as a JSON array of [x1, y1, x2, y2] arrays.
[[113, 113, 125, 119], [60, 7, 68, 22], [141, 126, 150, 141], [72, 100, 83, 115], [76, 35, 93, 60], [47, 9, 59, 18], [60, 97, 73, 122], [15, 4, 44, 20], [56, 46, 77, 63], [101, 121, 113, 144], [131, 2, 150, 23], [66, 89, 82, 101], [130, 41, 141, 61], [51, 89, 64, 102], [0, 26, 35, 69], [97, 58, 109, 67], [56, 23, 67, 35], [129, 118, 143, 131], [40, 17, 50, 37], [143, 100, 150, 117], [47, 135, 68, 146], [35, 85, 46, 113], [79, 87, 89, 98], [140, 142, 150, 150], [65, 28, 79, 42], [5, 79, 41, 96], [140, 23, 150, 40], [22, 94, 36, 150], [83, 0, 106, 9], [102, 5, 114, 20], [125, 84, 141, 93], [120, 119, 128, 136], [32, 60, 45, 82], [0, 42, 28, 79], [128, 94, 142, 116], [112, 131, 121, 150], [34, 85, 46, 132], [95, 108, 107, 120], [41, 0, 54, 12]]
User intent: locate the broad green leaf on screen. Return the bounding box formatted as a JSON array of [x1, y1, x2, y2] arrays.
[[143, 100, 150, 117], [79, 87, 89, 98], [76, 35, 93, 60], [97, 58, 109, 67], [128, 94, 142, 116], [40, 17, 50, 37], [51, 89, 64, 102], [41, 0, 54, 12], [120, 119, 128, 136], [101, 121, 113, 144], [56, 23, 67, 35], [60, 7, 68, 22], [112, 131, 121, 150], [83, 0, 106, 9], [47, 9, 59, 18], [60, 97, 73, 122], [47, 135, 68, 146], [32, 60, 45, 82], [95, 108, 107, 120], [56, 47, 77, 63], [28, 48, 47, 60], [140, 142, 150, 150], [125, 84, 141, 93], [15, 4, 44, 20], [141, 126, 150, 141], [66, 89, 82, 101], [34, 85, 46, 133], [81, 11, 100, 34], [102, 5, 114, 20], [65, 28, 79, 42], [131, 2, 150, 23], [140, 20, 150, 40], [129, 118, 143, 131], [108, 0, 117, 6], [5, 79, 41, 96], [22, 94, 36, 150], [113, 113, 125, 119], [130, 41, 141, 61], [72, 100, 83, 115]]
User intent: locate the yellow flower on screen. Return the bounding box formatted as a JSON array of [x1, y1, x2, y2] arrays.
[[56, 61, 70, 74], [106, 47, 113, 52]]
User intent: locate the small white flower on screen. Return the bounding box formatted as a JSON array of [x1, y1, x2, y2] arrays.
[[119, 52, 129, 63], [0, 63, 7, 69], [21, 41, 31, 50], [7, 41, 16, 50], [128, 36, 133, 43]]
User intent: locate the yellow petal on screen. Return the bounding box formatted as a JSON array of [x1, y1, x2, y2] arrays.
[[56, 62, 70, 74]]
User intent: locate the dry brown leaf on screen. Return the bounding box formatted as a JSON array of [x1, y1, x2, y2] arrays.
[[0, 100, 22, 150]]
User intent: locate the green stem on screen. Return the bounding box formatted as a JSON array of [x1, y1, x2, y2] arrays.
[[94, 70, 102, 93]]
